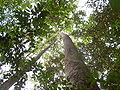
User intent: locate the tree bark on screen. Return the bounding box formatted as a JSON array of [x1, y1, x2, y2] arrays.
[[61, 33, 100, 90], [0, 44, 52, 90]]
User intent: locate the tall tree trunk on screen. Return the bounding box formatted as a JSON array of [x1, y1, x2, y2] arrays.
[[61, 33, 100, 90], [0, 44, 52, 90]]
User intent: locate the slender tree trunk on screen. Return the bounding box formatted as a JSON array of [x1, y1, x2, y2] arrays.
[[61, 33, 100, 90], [0, 44, 52, 90]]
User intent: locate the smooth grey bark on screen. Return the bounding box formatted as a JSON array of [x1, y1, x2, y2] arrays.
[[61, 33, 100, 90], [0, 44, 52, 90]]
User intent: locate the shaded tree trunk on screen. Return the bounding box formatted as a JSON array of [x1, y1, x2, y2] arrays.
[[61, 33, 100, 90], [0, 44, 52, 90]]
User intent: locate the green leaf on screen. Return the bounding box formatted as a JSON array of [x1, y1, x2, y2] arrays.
[[109, 0, 120, 11]]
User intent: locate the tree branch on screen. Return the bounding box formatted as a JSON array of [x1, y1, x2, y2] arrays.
[[0, 43, 53, 90]]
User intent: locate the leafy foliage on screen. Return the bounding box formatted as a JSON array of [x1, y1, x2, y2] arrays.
[[0, 0, 120, 90], [72, 1, 120, 89], [0, 0, 78, 89]]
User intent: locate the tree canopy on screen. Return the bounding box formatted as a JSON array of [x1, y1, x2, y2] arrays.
[[0, 0, 120, 90]]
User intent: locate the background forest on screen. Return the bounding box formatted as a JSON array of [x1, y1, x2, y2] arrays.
[[0, 0, 120, 90]]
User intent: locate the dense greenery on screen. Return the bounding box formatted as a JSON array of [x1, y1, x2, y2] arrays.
[[0, 0, 120, 90]]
